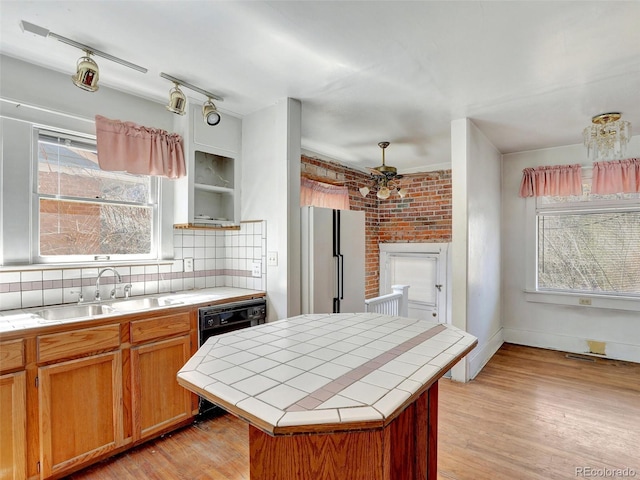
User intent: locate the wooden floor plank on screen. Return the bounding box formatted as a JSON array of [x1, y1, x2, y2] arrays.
[[67, 344, 640, 480]]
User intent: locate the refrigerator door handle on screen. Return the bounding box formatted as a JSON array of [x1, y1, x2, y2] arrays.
[[339, 253, 344, 300], [333, 255, 342, 313]]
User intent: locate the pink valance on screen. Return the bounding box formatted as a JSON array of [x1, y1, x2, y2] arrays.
[[95, 115, 186, 179], [300, 177, 350, 210], [519, 164, 582, 197], [591, 158, 640, 194]]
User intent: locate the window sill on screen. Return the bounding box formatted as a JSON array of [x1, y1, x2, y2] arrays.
[[0, 259, 176, 273], [524, 290, 640, 312]]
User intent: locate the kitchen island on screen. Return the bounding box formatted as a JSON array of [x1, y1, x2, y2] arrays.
[[177, 312, 477, 480]]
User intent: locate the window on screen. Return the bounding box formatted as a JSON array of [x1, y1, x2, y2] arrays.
[[536, 176, 640, 297], [34, 129, 158, 262]]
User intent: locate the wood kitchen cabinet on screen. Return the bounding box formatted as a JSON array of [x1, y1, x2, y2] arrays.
[[0, 371, 27, 480], [131, 335, 192, 440], [0, 338, 27, 480], [130, 311, 192, 441], [37, 326, 123, 479]]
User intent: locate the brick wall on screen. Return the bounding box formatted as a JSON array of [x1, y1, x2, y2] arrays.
[[301, 155, 452, 298]]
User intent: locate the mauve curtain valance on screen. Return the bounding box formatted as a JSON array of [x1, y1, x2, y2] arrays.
[[300, 177, 350, 210], [592, 158, 640, 194], [95, 115, 186, 179], [519, 164, 582, 198]]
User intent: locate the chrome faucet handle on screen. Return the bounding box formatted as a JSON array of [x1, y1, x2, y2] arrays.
[[95, 289, 101, 301], [123, 284, 133, 298], [70, 290, 84, 303], [109, 288, 117, 299]]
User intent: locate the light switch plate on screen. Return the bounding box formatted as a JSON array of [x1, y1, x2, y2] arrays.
[[252, 261, 262, 277]]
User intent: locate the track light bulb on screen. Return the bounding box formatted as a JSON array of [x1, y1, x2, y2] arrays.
[[72, 52, 99, 92], [166, 83, 187, 115], [202, 98, 221, 126]]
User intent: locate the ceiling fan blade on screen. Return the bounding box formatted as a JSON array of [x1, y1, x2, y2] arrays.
[[366, 167, 385, 176]]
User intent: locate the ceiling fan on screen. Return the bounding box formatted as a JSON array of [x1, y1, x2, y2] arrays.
[[367, 142, 401, 178], [361, 142, 407, 199]]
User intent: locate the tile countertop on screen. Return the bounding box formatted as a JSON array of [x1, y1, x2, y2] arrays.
[[177, 312, 477, 435], [0, 287, 265, 334]]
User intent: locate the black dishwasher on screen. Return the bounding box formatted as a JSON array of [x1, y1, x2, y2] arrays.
[[197, 298, 267, 417]]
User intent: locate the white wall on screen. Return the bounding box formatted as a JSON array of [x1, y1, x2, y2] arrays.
[[241, 98, 301, 321], [502, 136, 640, 363], [451, 118, 503, 381]]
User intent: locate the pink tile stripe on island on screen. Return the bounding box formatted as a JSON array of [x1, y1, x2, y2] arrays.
[[284, 324, 446, 412]]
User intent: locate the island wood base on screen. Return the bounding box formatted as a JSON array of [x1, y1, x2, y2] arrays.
[[249, 382, 439, 480]]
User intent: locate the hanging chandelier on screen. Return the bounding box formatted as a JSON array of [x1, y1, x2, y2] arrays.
[[360, 142, 407, 199], [583, 113, 631, 161]]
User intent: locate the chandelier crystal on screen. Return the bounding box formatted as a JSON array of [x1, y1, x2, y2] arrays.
[[583, 113, 631, 161]]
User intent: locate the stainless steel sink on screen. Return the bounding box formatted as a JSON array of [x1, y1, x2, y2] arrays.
[[109, 296, 183, 312], [35, 304, 114, 321]]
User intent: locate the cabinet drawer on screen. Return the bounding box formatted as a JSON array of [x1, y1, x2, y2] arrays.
[[38, 324, 120, 363], [130, 312, 190, 344], [0, 339, 25, 372]]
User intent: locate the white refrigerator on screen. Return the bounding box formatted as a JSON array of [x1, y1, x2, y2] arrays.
[[301, 206, 366, 314]]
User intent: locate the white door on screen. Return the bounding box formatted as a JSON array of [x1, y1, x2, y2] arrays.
[[379, 243, 449, 323]]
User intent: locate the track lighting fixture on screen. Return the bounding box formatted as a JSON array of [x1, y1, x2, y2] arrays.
[[71, 51, 100, 92], [202, 98, 221, 126], [20, 20, 147, 93], [166, 83, 187, 115], [160, 73, 224, 126]]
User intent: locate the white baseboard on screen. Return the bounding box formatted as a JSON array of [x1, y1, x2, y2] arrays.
[[467, 327, 504, 380], [503, 328, 640, 364]]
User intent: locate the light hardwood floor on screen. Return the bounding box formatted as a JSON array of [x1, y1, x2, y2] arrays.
[[68, 344, 640, 480]]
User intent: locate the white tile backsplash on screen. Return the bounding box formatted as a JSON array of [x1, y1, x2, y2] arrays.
[[0, 220, 266, 311]]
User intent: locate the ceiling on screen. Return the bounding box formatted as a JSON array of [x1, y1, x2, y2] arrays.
[[1, 1, 639, 173]]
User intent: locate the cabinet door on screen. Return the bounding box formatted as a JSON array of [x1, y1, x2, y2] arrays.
[[0, 371, 26, 480], [38, 351, 123, 478], [131, 335, 192, 441]]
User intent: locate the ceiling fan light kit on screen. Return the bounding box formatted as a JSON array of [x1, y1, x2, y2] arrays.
[[360, 141, 407, 199], [20, 20, 224, 126]]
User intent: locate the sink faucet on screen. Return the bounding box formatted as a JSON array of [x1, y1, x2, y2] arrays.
[[95, 268, 122, 301]]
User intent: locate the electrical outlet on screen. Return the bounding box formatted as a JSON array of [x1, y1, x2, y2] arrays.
[[267, 251, 278, 266], [183, 257, 194, 273], [252, 261, 262, 277], [578, 298, 592, 306]]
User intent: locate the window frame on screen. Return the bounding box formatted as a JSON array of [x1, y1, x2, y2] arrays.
[[524, 168, 640, 312], [31, 126, 161, 264]]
